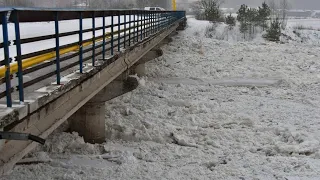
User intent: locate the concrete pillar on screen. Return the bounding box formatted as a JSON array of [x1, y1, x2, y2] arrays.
[[138, 49, 163, 65], [130, 48, 163, 77], [134, 63, 146, 77], [70, 101, 106, 144], [177, 18, 187, 31], [156, 37, 173, 48], [69, 76, 139, 144]]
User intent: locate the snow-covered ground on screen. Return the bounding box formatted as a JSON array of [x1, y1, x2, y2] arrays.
[[3, 17, 320, 180], [287, 18, 320, 29]]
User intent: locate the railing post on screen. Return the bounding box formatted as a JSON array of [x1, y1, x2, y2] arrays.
[[155, 12, 158, 33], [102, 11, 106, 60], [79, 12, 83, 73], [154, 12, 156, 34], [165, 11, 168, 28], [133, 11, 135, 44], [160, 12, 164, 30], [13, 10, 24, 103], [54, 11, 61, 86], [158, 12, 160, 32], [152, 11, 155, 34], [150, 11, 152, 34], [148, 11, 150, 36], [140, 11, 143, 40], [150, 12, 153, 35], [117, 11, 120, 52], [172, 12, 174, 24], [144, 11, 146, 38], [92, 11, 96, 66], [129, 11, 131, 47], [136, 11, 139, 42], [124, 11, 126, 49], [111, 14, 114, 56], [2, 11, 12, 107]]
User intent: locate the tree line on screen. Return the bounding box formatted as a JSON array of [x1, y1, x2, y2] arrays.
[[192, 0, 290, 42]]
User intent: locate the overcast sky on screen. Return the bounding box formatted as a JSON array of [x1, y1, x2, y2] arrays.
[[222, 0, 320, 10], [182, 0, 320, 10]]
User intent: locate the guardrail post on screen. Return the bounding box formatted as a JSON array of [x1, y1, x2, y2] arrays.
[[129, 11, 131, 47], [54, 11, 61, 85], [124, 12, 126, 49], [13, 11, 24, 103], [147, 11, 151, 37], [117, 11, 120, 52], [154, 12, 156, 34], [79, 12, 83, 73], [92, 11, 96, 66], [157, 12, 160, 32], [151, 11, 153, 34], [143, 11, 146, 38], [155, 12, 158, 33], [140, 11, 143, 40], [149, 11, 151, 36], [2, 11, 12, 107], [152, 12, 156, 34], [165, 12, 168, 28], [133, 12, 135, 44], [136, 11, 139, 42], [111, 14, 114, 56], [102, 11, 106, 60], [160, 12, 164, 30]]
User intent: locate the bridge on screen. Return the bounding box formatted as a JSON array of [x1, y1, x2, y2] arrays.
[[0, 7, 186, 175]]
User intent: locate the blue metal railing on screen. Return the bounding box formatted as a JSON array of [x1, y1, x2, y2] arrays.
[[0, 8, 186, 107]]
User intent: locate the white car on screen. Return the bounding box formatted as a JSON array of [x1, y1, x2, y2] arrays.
[[144, 7, 165, 11]]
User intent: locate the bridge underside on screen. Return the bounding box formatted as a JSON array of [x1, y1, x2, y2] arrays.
[[0, 18, 186, 175]]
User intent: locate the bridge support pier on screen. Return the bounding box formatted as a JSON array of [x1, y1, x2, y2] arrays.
[[130, 48, 163, 77], [133, 63, 146, 77], [69, 101, 106, 144], [177, 17, 187, 31], [69, 76, 139, 144]]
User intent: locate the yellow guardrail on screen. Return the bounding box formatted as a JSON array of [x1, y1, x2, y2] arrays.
[[0, 22, 147, 78]]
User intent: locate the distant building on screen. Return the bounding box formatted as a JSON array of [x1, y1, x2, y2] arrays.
[[279, 10, 313, 18]]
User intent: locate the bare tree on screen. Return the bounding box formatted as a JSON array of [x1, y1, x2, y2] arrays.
[[280, 0, 290, 29]]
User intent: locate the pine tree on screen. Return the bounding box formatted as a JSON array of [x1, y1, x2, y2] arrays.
[[247, 8, 259, 35], [258, 2, 271, 30], [226, 13, 236, 29], [237, 4, 249, 38], [202, 0, 223, 22], [264, 18, 281, 41], [237, 4, 248, 22]]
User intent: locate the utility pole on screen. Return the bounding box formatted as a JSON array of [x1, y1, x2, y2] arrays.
[[172, 0, 176, 10]]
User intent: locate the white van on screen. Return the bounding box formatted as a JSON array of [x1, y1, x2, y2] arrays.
[[144, 7, 165, 11]]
